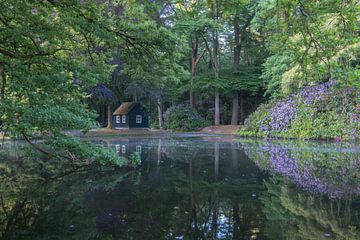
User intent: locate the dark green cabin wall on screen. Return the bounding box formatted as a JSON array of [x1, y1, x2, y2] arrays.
[[128, 105, 149, 128], [112, 104, 149, 128]]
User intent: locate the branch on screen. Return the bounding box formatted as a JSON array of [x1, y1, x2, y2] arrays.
[[202, 36, 212, 61], [0, 48, 15, 58], [21, 132, 52, 157], [27, 35, 41, 53], [195, 49, 207, 66], [83, 33, 96, 66]]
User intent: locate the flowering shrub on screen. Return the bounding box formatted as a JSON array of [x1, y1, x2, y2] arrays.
[[298, 81, 332, 105], [239, 81, 360, 140], [268, 98, 297, 132], [163, 104, 210, 131]]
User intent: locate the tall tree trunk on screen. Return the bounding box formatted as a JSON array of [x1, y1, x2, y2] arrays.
[[211, 0, 220, 126], [0, 64, 5, 100], [244, 47, 250, 65], [102, 106, 106, 127], [231, 16, 241, 125], [190, 38, 198, 108], [214, 88, 220, 125], [190, 75, 195, 108], [233, 16, 241, 74], [106, 104, 112, 129], [231, 92, 239, 125], [239, 91, 245, 124], [157, 97, 164, 129]]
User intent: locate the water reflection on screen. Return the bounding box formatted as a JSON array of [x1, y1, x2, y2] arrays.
[[242, 140, 360, 199], [0, 137, 359, 239]]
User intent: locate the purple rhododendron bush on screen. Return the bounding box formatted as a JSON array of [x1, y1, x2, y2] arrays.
[[238, 81, 360, 141]]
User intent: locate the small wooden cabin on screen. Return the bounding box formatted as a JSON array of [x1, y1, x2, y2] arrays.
[[112, 102, 149, 129]]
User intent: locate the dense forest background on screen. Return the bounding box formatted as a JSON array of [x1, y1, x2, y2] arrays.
[[0, 0, 359, 135], [90, 0, 359, 130]]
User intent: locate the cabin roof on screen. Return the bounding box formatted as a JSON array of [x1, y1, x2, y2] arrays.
[[113, 102, 138, 115]]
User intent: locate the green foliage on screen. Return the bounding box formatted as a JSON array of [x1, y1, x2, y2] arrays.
[[163, 104, 210, 131], [196, 66, 263, 94], [128, 152, 141, 167], [0, 1, 112, 138], [253, 0, 360, 95], [0, 0, 189, 161], [260, 54, 294, 97], [46, 135, 128, 167]]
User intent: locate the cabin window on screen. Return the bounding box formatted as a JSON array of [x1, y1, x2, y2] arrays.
[[121, 145, 126, 154], [122, 115, 126, 123], [136, 115, 142, 124], [115, 116, 120, 124], [115, 144, 120, 153], [136, 145, 142, 153]]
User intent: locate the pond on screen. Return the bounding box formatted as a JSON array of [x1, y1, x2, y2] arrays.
[[1, 135, 360, 239]]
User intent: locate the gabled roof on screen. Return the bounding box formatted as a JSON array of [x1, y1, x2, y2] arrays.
[[113, 102, 138, 115]]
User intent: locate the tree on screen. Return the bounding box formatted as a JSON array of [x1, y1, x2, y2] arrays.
[[252, 0, 360, 95], [0, 0, 188, 158]]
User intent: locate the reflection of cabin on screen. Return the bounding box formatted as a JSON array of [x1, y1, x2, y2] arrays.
[[114, 140, 148, 161], [112, 102, 149, 129]]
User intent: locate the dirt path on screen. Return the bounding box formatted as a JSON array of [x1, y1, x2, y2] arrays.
[[67, 128, 166, 138], [68, 125, 240, 138], [200, 125, 240, 134]]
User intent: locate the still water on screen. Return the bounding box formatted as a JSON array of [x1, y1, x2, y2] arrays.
[[1, 135, 360, 239]]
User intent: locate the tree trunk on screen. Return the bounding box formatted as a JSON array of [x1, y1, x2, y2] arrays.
[[231, 91, 239, 125], [233, 16, 241, 74], [0, 64, 5, 100], [190, 75, 195, 108], [190, 38, 198, 108], [214, 88, 220, 125], [102, 106, 106, 127], [157, 97, 164, 129], [231, 15, 241, 125], [239, 91, 245, 124], [106, 104, 112, 129], [244, 47, 250, 65], [211, 0, 220, 126]]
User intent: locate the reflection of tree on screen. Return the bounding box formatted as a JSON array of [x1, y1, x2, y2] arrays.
[[1, 137, 270, 239], [262, 177, 360, 239], [82, 138, 268, 239], [0, 147, 131, 240]]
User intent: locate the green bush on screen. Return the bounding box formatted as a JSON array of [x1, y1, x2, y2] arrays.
[[163, 104, 210, 131]]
